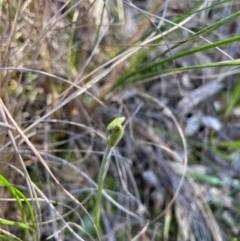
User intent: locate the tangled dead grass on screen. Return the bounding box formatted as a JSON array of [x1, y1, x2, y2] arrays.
[[0, 0, 240, 240]]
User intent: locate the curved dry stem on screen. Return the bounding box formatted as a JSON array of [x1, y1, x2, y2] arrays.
[[137, 92, 188, 222]]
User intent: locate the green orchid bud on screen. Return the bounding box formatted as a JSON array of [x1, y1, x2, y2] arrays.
[[106, 117, 125, 148]]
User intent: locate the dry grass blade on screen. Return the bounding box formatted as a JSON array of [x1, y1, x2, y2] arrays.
[[175, 201, 195, 241], [190, 181, 223, 241], [0, 99, 40, 240], [0, 228, 22, 241], [138, 92, 188, 222], [0, 99, 100, 241]]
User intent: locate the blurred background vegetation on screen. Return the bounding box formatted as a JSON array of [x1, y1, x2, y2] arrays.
[[0, 0, 240, 240]]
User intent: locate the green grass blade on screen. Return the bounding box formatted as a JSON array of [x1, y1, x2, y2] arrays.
[[123, 59, 240, 84], [154, 36, 240, 68], [0, 175, 36, 240], [0, 218, 32, 230], [189, 173, 224, 186], [125, 36, 240, 82], [0, 235, 21, 241], [225, 79, 240, 117]]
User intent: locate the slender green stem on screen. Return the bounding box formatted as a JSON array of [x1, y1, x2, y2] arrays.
[[94, 146, 112, 232], [94, 117, 125, 234]]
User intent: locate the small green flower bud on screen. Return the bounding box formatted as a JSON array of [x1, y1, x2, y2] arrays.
[[106, 117, 125, 148]]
